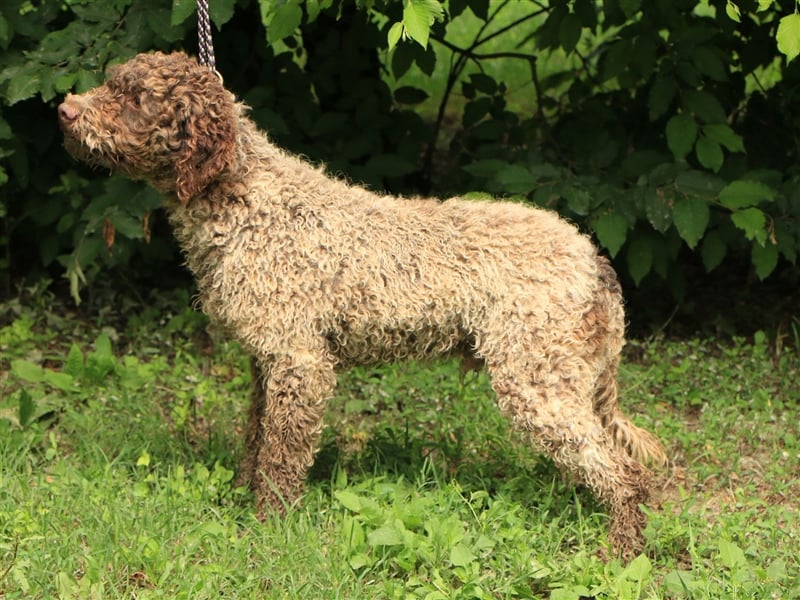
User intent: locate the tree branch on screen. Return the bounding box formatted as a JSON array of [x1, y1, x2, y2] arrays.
[[419, 2, 551, 187]]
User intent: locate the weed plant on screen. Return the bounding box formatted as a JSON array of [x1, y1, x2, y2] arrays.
[[1, 289, 798, 598]]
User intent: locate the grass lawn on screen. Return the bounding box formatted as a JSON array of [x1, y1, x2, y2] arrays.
[[0, 289, 798, 599]]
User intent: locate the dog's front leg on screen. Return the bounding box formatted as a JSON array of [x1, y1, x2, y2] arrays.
[[244, 348, 336, 517]]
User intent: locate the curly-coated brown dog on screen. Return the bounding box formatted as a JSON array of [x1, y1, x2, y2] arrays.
[[59, 51, 666, 559]]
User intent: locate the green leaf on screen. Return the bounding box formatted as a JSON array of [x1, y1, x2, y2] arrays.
[[496, 165, 537, 194], [676, 61, 701, 87], [394, 86, 428, 104], [594, 213, 628, 257], [627, 237, 653, 285], [731, 207, 767, 244], [348, 553, 372, 569], [752, 242, 778, 279], [18, 389, 35, 428], [306, 0, 321, 22], [693, 46, 727, 82], [719, 180, 776, 209], [533, 183, 558, 207], [703, 123, 744, 153], [648, 75, 678, 121], [559, 13, 582, 52], [718, 539, 747, 569], [76, 70, 102, 94], [55, 572, 77, 597], [619, 0, 642, 18], [449, 543, 476, 566], [209, 0, 237, 26], [463, 97, 492, 127], [664, 570, 698, 595], [54, 72, 78, 93], [701, 230, 727, 271], [334, 490, 363, 512], [110, 211, 147, 240], [388, 21, 404, 51], [674, 170, 725, 197], [6, 66, 41, 105], [461, 159, 508, 179], [11, 359, 44, 383], [413, 44, 436, 76], [623, 554, 652, 581], [462, 191, 494, 201], [467, 0, 489, 20], [170, 0, 196, 26], [86, 333, 118, 380], [666, 113, 697, 160], [777, 13, 800, 62], [538, 4, 568, 49], [726, 1, 741, 22], [450, 0, 468, 18], [602, 38, 633, 82], [68, 261, 86, 305], [43, 371, 75, 392], [673, 197, 709, 249], [695, 136, 723, 172], [267, 3, 303, 43], [684, 90, 727, 124], [766, 559, 787, 582], [644, 188, 672, 233], [0, 14, 9, 48], [403, 0, 444, 49], [94, 334, 114, 361], [391, 42, 415, 78], [469, 73, 497, 95], [561, 185, 592, 216], [552, 587, 591, 600], [574, 0, 597, 27], [367, 526, 404, 546], [136, 450, 151, 467]]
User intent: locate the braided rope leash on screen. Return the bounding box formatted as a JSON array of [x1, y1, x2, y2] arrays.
[[196, 0, 216, 69]]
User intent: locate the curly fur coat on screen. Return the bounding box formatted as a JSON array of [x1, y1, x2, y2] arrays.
[[58, 51, 666, 559]]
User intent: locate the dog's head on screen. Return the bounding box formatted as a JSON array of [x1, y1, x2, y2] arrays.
[[58, 51, 237, 206]]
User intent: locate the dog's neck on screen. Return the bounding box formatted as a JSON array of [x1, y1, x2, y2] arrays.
[[162, 111, 383, 287]]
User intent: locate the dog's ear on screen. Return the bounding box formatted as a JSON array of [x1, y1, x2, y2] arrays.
[[174, 71, 237, 206]]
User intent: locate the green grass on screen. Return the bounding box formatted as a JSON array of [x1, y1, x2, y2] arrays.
[[1, 290, 799, 599]]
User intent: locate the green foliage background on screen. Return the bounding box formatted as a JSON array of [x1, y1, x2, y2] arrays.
[[1, 0, 799, 305]]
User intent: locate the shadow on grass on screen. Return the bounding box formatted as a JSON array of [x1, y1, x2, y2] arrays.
[[307, 421, 603, 520]]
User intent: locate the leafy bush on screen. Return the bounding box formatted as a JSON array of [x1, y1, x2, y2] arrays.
[[1, 0, 798, 303]]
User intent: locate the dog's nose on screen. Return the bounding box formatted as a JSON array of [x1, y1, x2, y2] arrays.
[[58, 101, 79, 124]]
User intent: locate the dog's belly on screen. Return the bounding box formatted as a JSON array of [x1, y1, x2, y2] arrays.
[[324, 318, 474, 368]]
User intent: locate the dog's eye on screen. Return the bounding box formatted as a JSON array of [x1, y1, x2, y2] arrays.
[[128, 94, 143, 109]]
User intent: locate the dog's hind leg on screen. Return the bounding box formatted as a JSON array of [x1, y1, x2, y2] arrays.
[[587, 257, 666, 467], [492, 367, 652, 558], [481, 318, 653, 560]]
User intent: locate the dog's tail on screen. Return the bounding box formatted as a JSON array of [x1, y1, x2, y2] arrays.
[[596, 367, 667, 466], [592, 255, 667, 467]]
